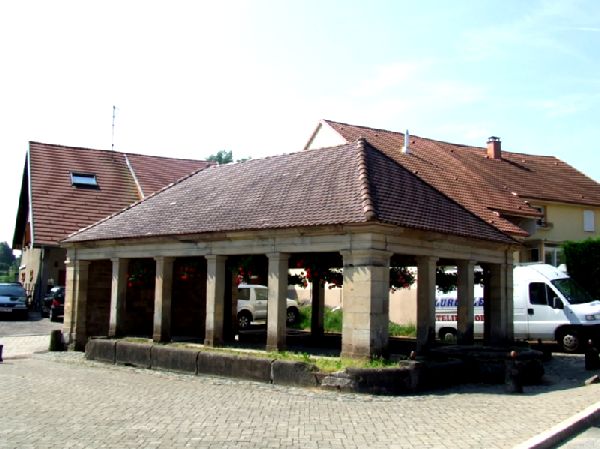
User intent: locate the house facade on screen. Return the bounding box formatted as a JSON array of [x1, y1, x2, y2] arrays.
[[61, 140, 518, 358], [12, 141, 213, 308]]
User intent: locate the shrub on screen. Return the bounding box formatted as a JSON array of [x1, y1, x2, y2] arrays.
[[563, 238, 600, 298]]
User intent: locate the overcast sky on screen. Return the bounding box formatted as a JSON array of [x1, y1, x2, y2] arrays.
[[2, 0, 599, 248]]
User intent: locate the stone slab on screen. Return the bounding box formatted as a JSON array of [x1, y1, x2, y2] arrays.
[[151, 345, 198, 374], [197, 352, 272, 382], [271, 360, 318, 386], [115, 341, 152, 368], [85, 338, 117, 364]]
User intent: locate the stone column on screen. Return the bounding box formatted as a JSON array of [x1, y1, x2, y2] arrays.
[[456, 259, 476, 345], [108, 258, 129, 337], [416, 255, 438, 352], [341, 249, 391, 359], [153, 256, 174, 343], [266, 252, 290, 352], [63, 258, 76, 346], [72, 260, 90, 351], [310, 276, 325, 339], [204, 255, 227, 347], [488, 263, 512, 345]]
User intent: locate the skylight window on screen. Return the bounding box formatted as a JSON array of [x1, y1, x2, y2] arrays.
[[71, 172, 99, 188]]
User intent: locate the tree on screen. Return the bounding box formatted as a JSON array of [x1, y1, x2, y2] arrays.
[[0, 242, 17, 282], [563, 238, 600, 298], [0, 242, 15, 266], [207, 150, 233, 165]]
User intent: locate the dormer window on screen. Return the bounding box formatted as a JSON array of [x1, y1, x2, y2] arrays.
[[71, 172, 99, 188]]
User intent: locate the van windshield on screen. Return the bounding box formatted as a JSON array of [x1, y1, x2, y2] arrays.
[[551, 278, 594, 305]]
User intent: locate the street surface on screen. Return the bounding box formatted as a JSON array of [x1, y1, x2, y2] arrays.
[[1, 318, 600, 448]]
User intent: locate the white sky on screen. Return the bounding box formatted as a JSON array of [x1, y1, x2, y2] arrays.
[[1, 0, 599, 247]]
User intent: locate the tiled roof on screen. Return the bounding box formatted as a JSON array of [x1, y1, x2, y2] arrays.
[[14, 142, 210, 248], [64, 140, 515, 245], [320, 120, 600, 237], [125, 153, 213, 197]]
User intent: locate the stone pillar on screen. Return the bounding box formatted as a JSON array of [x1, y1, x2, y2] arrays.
[[489, 263, 513, 345], [108, 258, 129, 337], [204, 255, 227, 347], [310, 276, 325, 339], [341, 249, 392, 359], [456, 260, 476, 345], [153, 256, 174, 343], [72, 260, 91, 351], [63, 259, 76, 346], [266, 253, 290, 352], [416, 255, 438, 352]]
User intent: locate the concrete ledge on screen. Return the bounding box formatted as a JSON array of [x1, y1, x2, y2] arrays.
[[513, 401, 600, 449], [321, 362, 423, 394], [85, 338, 117, 364], [197, 352, 272, 382], [151, 345, 199, 374], [271, 360, 318, 387], [115, 341, 152, 368]]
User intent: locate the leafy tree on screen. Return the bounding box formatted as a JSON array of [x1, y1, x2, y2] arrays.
[[207, 150, 233, 165], [0, 242, 17, 282], [563, 238, 600, 298]]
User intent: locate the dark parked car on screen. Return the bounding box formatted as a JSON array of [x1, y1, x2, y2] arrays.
[[0, 283, 29, 319], [43, 287, 65, 321]]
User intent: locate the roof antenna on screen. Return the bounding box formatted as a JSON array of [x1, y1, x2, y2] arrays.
[[111, 105, 117, 151]]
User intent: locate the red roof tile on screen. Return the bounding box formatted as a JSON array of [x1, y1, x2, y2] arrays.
[[126, 153, 213, 197], [64, 141, 515, 245], [319, 120, 600, 237], [14, 142, 211, 248]]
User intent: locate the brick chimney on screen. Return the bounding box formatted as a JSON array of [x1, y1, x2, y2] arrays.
[[487, 136, 501, 160]]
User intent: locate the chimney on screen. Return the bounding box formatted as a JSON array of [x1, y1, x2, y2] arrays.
[[487, 136, 501, 160], [402, 129, 410, 154]]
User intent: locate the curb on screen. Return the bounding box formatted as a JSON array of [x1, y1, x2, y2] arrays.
[[513, 401, 600, 449]]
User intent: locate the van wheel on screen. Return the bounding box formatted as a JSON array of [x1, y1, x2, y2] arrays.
[[439, 328, 457, 343], [237, 311, 252, 330], [557, 328, 581, 353]]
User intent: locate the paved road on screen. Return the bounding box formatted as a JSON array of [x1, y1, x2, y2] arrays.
[[0, 312, 63, 337], [0, 313, 63, 359], [1, 320, 600, 448]]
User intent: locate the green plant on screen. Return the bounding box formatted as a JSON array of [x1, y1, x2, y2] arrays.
[[563, 238, 600, 298], [388, 322, 416, 337]]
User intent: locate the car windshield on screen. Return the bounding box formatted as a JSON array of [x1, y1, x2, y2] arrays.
[[0, 285, 27, 299], [551, 278, 595, 305]]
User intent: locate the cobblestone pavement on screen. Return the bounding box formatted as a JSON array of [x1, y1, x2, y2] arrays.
[[1, 346, 599, 449]]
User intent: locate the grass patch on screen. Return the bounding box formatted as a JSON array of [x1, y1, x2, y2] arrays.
[[293, 306, 416, 337]]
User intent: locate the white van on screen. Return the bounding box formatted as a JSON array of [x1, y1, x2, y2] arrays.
[[435, 263, 600, 352]]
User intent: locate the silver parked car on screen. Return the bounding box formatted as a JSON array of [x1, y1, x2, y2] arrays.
[[237, 284, 300, 329], [0, 283, 29, 320]]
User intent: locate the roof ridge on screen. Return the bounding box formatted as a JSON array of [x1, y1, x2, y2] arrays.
[[355, 138, 376, 221], [29, 141, 211, 164]]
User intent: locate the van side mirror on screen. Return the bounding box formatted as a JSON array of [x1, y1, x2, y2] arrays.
[[552, 297, 563, 309]]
